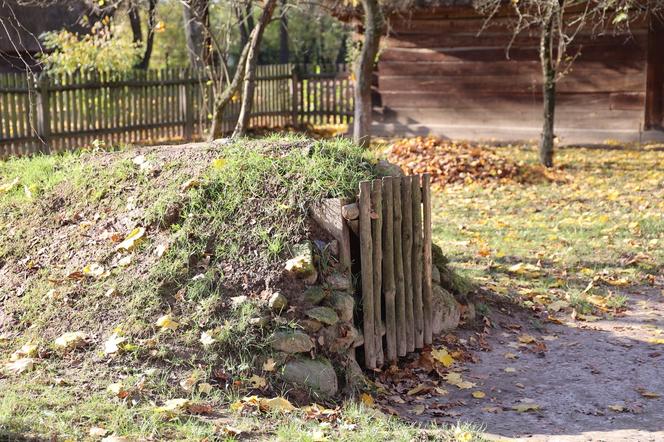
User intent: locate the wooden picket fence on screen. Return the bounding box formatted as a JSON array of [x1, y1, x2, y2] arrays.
[[358, 174, 433, 369], [0, 64, 353, 158]]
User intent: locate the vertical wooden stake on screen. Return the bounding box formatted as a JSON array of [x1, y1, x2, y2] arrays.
[[401, 175, 415, 352], [422, 173, 433, 345], [359, 181, 376, 369], [411, 175, 424, 349], [36, 74, 51, 154], [392, 178, 407, 356], [381, 176, 397, 363], [291, 66, 299, 127], [180, 71, 194, 141], [371, 179, 384, 367]]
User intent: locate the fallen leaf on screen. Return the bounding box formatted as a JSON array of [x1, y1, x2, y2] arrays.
[[518, 334, 536, 344], [101, 436, 131, 442], [212, 158, 227, 169], [155, 398, 190, 416], [504, 367, 517, 373], [156, 314, 179, 331], [636, 388, 660, 399], [504, 352, 518, 360], [407, 383, 430, 396], [412, 404, 426, 415], [104, 333, 127, 356], [360, 392, 374, 406], [262, 358, 277, 372], [200, 330, 216, 346], [261, 396, 295, 412], [444, 372, 476, 389], [431, 347, 455, 368], [4, 358, 35, 374], [116, 227, 145, 252], [513, 403, 541, 412], [472, 391, 486, 399], [180, 178, 200, 192], [117, 255, 133, 267], [0, 177, 19, 193], [10, 343, 38, 361], [198, 382, 213, 395], [83, 263, 106, 278], [89, 427, 109, 437], [248, 374, 267, 389], [54, 331, 88, 351], [608, 404, 626, 412]]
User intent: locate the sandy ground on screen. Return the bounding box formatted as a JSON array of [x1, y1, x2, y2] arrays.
[[383, 282, 664, 441]]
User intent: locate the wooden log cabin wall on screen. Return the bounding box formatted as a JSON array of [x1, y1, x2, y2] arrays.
[[368, 1, 664, 143]]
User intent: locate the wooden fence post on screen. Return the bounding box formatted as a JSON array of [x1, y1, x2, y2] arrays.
[[291, 66, 299, 127], [35, 74, 51, 154], [359, 181, 376, 369], [180, 71, 194, 141]]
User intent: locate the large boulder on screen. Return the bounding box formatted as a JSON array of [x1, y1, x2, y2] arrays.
[[270, 330, 314, 354], [281, 357, 338, 397], [432, 285, 461, 335]]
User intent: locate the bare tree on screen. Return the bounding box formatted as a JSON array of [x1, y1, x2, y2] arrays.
[[353, 0, 384, 147], [476, 0, 664, 167], [233, 0, 279, 137], [182, 0, 210, 69], [128, 0, 158, 69]]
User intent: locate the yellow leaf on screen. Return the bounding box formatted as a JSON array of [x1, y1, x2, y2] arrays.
[[116, 227, 145, 252], [156, 314, 179, 331], [444, 372, 476, 389], [504, 352, 517, 360], [360, 392, 374, 406], [262, 358, 277, 372], [198, 382, 213, 395], [212, 158, 227, 169], [89, 427, 109, 437], [649, 338, 664, 344], [504, 367, 516, 373], [54, 331, 88, 350], [248, 374, 267, 389], [156, 398, 190, 415], [260, 396, 295, 412], [608, 404, 625, 412], [518, 334, 536, 344], [513, 402, 541, 412], [431, 347, 455, 368], [472, 391, 486, 399], [180, 178, 200, 192]]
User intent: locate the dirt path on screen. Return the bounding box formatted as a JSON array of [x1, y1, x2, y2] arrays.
[[380, 281, 664, 441]]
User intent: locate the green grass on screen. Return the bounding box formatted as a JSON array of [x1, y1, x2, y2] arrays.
[[431, 145, 664, 314], [0, 135, 382, 441]]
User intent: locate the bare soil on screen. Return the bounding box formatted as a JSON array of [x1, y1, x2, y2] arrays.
[[374, 280, 664, 441]]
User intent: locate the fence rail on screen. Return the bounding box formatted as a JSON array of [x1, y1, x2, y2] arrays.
[[0, 64, 353, 157]]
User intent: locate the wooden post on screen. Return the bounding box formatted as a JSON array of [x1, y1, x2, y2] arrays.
[[401, 175, 415, 352], [359, 181, 376, 369], [645, 14, 664, 130], [382, 176, 397, 362], [422, 174, 433, 345], [392, 178, 407, 356], [371, 179, 384, 367], [35, 74, 51, 154], [180, 70, 194, 141], [412, 175, 424, 349], [291, 66, 299, 127]]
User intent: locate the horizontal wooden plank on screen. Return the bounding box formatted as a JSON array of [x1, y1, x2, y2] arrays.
[[379, 44, 646, 64], [378, 71, 645, 95], [377, 91, 635, 109]]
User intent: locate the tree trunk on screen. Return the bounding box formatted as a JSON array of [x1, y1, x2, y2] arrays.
[[208, 41, 252, 140], [353, 0, 383, 148], [233, 0, 278, 138], [128, 1, 143, 44], [182, 0, 209, 70], [539, 11, 556, 168], [236, 2, 255, 48], [279, 0, 289, 64], [135, 0, 157, 70]]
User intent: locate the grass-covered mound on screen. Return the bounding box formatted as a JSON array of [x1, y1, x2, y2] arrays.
[[0, 136, 377, 439], [0, 135, 479, 441]]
